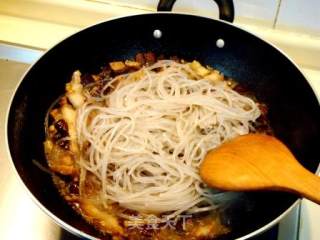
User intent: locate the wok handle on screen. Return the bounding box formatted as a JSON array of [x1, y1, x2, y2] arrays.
[[157, 0, 235, 23]]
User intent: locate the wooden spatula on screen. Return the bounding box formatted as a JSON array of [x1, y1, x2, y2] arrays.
[[200, 134, 320, 204]]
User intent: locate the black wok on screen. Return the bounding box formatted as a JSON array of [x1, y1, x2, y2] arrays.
[[7, 0, 320, 239]]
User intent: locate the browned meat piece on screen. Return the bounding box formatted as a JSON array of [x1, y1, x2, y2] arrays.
[[125, 60, 141, 69], [50, 108, 61, 121], [189, 60, 210, 77], [44, 140, 78, 175], [135, 53, 146, 65], [65, 71, 85, 109], [79, 199, 125, 237], [144, 52, 156, 65], [48, 125, 56, 134], [135, 52, 157, 66], [205, 70, 224, 84], [109, 61, 127, 73]]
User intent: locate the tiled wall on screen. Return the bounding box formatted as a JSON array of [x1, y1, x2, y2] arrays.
[[277, 0, 320, 35], [1, 0, 319, 36], [97, 0, 320, 35], [0, 0, 319, 66], [98, 0, 278, 26]]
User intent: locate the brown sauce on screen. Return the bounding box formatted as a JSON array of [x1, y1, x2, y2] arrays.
[[44, 53, 272, 239]]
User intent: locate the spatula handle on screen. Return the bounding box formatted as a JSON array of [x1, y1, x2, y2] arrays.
[[282, 164, 320, 204]]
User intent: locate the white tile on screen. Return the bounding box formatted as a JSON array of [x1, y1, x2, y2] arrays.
[[93, 0, 278, 25], [173, 0, 278, 25], [0, 44, 43, 64], [234, 0, 278, 23], [277, 0, 320, 35]]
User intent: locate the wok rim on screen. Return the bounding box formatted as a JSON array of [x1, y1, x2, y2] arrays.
[[5, 12, 320, 240]]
